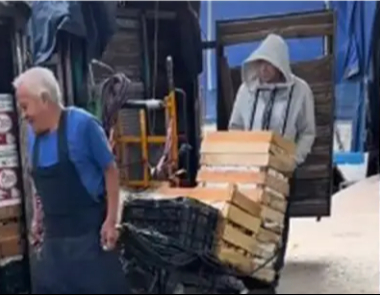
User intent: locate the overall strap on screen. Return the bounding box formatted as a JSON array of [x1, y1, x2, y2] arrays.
[[32, 135, 41, 169], [57, 110, 69, 162], [32, 110, 68, 168]]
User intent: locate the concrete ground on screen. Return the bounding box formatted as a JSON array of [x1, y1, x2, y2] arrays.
[[279, 175, 379, 294]]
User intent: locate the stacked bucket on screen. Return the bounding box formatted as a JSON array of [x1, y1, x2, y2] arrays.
[[0, 94, 26, 294]]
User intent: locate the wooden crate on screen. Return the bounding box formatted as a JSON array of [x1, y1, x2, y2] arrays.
[[0, 236, 22, 259], [0, 200, 23, 260], [0, 222, 20, 239], [156, 185, 261, 272], [197, 131, 296, 282], [156, 184, 284, 276], [200, 131, 297, 175], [153, 131, 297, 280], [0, 202, 21, 221]]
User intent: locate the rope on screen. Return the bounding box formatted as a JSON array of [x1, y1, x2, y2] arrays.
[[99, 72, 132, 136]]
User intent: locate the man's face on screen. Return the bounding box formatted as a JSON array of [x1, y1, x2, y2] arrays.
[[257, 60, 281, 83], [16, 84, 48, 134]]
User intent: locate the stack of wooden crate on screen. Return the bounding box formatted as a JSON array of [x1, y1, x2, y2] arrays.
[[0, 200, 23, 261], [157, 130, 296, 282]]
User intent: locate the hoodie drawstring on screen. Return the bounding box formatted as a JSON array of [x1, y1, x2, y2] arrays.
[[249, 89, 260, 130], [249, 85, 295, 136], [281, 85, 295, 136], [261, 89, 278, 130]]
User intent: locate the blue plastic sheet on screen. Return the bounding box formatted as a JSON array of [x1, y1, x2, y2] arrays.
[[27, 1, 117, 65]]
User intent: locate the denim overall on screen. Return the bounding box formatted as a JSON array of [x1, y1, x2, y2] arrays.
[[31, 111, 128, 294]]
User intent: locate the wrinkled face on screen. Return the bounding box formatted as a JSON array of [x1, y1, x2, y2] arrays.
[[256, 60, 281, 83], [15, 83, 49, 134]]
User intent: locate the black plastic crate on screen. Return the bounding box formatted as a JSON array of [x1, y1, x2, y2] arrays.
[[123, 197, 219, 253]]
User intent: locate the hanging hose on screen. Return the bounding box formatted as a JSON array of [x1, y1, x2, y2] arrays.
[[99, 72, 132, 137]]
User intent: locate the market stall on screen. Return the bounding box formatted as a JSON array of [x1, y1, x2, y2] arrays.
[[0, 2, 32, 294]]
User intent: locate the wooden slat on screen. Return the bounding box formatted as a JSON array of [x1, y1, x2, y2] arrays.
[[303, 149, 331, 165], [315, 101, 333, 126], [197, 169, 290, 196], [218, 10, 333, 36], [0, 204, 21, 220], [220, 24, 333, 45], [295, 164, 330, 179], [0, 236, 22, 259], [292, 179, 331, 200], [201, 142, 274, 155], [261, 206, 285, 226], [257, 228, 281, 244], [212, 202, 261, 234], [216, 245, 255, 274], [220, 223, 257, 254], [267, 193, 287, 213], [220, 56, 235, 118], [155, 185, 288, 222], [292, 56, 333, 83], [202, 131, 296, 156], [0, 222, 20, 238], [315, 124, 333, 139], [255, 242, 277, 260], [155, 185, 262, 217], [313, 136, 332, 149], [310, 82, 333, 94], [201, 153, 295, 175], [230, 188, 287, 213], [311, 144, 331, 154]]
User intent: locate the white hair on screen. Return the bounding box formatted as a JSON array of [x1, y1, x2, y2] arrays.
[[13, 67, 63, 105]]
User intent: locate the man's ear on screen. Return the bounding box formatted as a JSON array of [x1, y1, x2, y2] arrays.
[[40, 92, 49, 104]]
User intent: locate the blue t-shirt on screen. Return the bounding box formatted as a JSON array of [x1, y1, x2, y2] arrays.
[[27, 107, 114, 201]]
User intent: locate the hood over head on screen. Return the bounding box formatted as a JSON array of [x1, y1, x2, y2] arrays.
[[242, 34, 294, 88]]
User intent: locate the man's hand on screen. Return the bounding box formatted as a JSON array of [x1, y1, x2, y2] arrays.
[[100, 218, 120, 251]]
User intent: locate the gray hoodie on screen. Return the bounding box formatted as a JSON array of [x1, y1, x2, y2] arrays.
[[228, 34, 316, 165]]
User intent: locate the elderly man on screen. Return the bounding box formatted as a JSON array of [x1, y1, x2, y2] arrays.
[[13, 67, 127, 294], [229, 34, 316, 293]]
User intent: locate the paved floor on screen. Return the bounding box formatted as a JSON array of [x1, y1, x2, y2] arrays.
[[279, 175, 379, 294]]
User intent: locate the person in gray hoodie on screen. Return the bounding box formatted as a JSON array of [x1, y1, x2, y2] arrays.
[[229, 33, 316, 165], [229, 34, 316, 293]]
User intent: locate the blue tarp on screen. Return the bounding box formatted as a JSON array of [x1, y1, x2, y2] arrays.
[[332, 1, 377, 82], [27, 1, 117, 65], [331, 1, 377, 151]]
